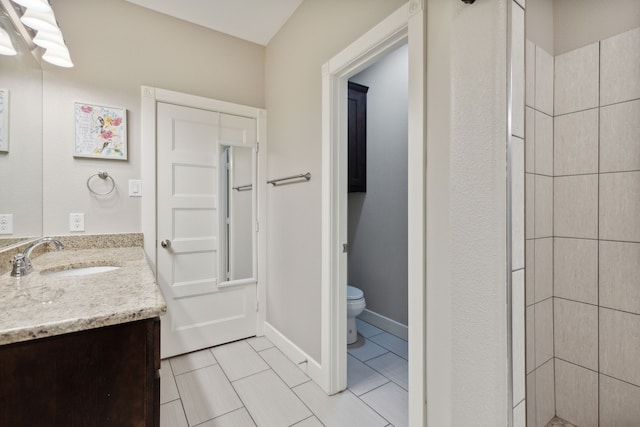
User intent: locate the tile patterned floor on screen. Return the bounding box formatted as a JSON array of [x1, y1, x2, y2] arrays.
[[547, 417, 576, 427], [160, 319, 408, 427]]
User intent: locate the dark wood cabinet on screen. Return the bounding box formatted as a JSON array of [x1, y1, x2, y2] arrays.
[[0, 318, 160, 426], [348, 81, 369, 193]]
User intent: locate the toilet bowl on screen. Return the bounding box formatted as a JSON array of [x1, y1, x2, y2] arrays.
[[347, 285, 366, 344]]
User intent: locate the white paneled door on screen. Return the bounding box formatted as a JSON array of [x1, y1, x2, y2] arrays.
[[157, 102, 257, 358]]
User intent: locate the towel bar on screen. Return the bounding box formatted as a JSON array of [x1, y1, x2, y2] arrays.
[[232, 184, 252, 191], [267, 172, 311, 186]]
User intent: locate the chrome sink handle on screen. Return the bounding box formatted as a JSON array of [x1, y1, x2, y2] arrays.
[[11, 237, 65, 277], [10, 254, 29, 277]]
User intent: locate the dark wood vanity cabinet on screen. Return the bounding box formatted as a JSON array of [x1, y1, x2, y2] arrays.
[[348, 81, 369, 193], [0, 318, 160, 426]]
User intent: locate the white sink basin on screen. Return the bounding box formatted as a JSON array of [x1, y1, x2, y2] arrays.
[[42, 265, 121, 278]]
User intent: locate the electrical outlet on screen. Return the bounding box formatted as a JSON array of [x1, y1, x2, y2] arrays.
[[69, 213, 85, 232], [0, 214, 13, 235]]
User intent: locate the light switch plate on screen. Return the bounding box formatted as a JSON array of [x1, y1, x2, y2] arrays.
[[0, 214, 13, 235], [69, 213, 85, 232], [129, 179, 142, 197]]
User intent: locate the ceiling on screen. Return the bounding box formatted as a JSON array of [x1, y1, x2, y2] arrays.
[[124, 0, 304, 46]]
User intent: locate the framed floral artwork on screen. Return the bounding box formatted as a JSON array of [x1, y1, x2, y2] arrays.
[[0, 89, 8, 153], [74, 102, 127, 160]]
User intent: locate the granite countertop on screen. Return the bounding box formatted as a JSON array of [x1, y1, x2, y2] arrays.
[[0, 246, 167, 346]]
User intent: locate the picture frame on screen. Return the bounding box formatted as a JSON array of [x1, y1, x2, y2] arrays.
[[0, 89, 9, 153], [74, 102, 127, 160]]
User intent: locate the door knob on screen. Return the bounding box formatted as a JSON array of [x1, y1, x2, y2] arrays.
[[161, 239, 171, 249]]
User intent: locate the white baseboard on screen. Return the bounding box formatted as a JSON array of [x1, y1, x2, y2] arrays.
[[358, 309, 408, 341], [263, 322, 324, 388]]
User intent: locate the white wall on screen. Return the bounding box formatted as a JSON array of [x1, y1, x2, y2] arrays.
[[41, 0, 264, 236], [526, 0, 554, 54], [554, 0, 640, 54], [527, 0, 640, 56], [264, 0, 406, 362], [348, 44, 408, 326], [426, 0, 509, 424]]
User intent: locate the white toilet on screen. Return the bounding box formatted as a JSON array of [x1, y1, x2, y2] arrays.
[[347, 285, 366, 344]]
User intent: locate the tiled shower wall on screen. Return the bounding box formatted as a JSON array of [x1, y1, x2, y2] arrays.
[[552, 26, 640, 426], [525, 38, 555, 427], [526, 26, 640, 427]]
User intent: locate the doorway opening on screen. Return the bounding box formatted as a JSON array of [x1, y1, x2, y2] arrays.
[[345, 43, 409, 421], [320, 2, 425, 425]]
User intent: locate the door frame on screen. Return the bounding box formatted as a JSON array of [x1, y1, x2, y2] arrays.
[[320, 1, 426, 425], [141, 87, 268, 335]]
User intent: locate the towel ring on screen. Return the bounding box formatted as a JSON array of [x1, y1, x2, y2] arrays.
[[87, 171, 116, 195]]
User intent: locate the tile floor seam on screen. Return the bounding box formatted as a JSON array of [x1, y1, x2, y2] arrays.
[[358, 380, 398, 398], [192, 406, 251, 427], [177, 399, 189, 427], [161, 397, 181, 405], [169, 398, 187, 427], [207, 356, 254, 426], [290, 414, 326, 427], [224, 382, 256, 426], [226, 365, 272, 383], [167, 349, 218, 376], [347, 340, 390, 362], [364, 366, 407, 391], [239, 405, 260, 427], [211, 341, 272, 382], [166, 363, 190, 427], [246, 336, 276, 352], [348, 378, 392, 397], [377, 347, 407, 360], [353, 389, 394, 426], [255, 345, 312, 389], [346, 386, 393, 421], [234, 369, 313, 426], [387, 350, 407, 361], [257, 355, 311, 389], [288, 382, 329, 426], [172, 363, 218, 377]]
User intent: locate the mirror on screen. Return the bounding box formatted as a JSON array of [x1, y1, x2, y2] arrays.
[[218, 143, 256, 286], [0, 13, 43, 249]]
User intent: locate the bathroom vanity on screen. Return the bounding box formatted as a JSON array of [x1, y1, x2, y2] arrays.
[[0, 244, 166, 426]]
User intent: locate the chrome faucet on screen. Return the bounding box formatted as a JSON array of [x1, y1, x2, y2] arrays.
[[10, 237, 64, 277]]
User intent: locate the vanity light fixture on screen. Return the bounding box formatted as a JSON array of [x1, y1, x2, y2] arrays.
[[32, 27, 63, 49], [41, 44, 72, 67], [10, 0, 49, 12], [0, 26, 17, 55], [19, 7, 57, 32], [9, 0, 74, 68]]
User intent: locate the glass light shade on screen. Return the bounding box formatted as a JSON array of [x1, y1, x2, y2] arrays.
[[0, 27, 17, 56], [11, 0, 52, 12], [33, 29, 65, 50], [42, 46, 73, 67], [20, 8, 58, 32]]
